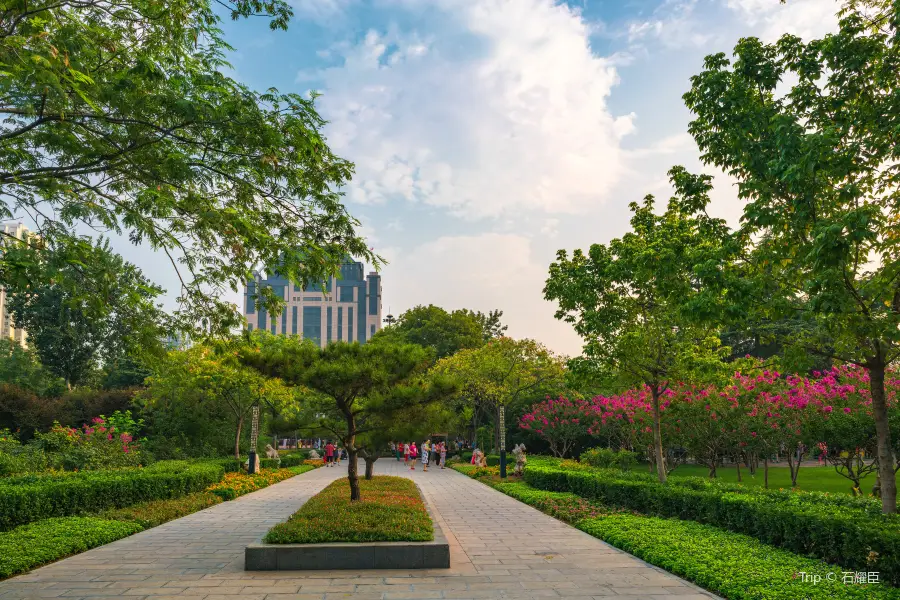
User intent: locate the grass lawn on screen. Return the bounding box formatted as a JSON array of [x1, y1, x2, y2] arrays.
[[264, 475, 434, 544], [666, 463, 896, 495]]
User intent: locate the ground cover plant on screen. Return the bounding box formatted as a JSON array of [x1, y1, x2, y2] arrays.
[[452, 467, 895, 599], [524, 464, 900, 584], [0, 517, 143, 579], [100, 492, 223, 528], [206, 465, 317, 500], [264, 475, 433, 544]]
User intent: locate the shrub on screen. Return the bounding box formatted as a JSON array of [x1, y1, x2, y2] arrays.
[[0, 461, 224, 530], [580, 448, 639, 470], [303, 458, 324, 467], [101, 492, 222, 528], [205, 466, 311, 501], [0, 517, 143, 579], [492, 481, 624, 524], [524, 465, 900, 585], [30, 418, 147, 472], [264, 475, 433, 544], [579, 515, 891, 599]]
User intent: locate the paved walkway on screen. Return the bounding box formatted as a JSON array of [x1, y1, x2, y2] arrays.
[[0, 460, 717, 600]]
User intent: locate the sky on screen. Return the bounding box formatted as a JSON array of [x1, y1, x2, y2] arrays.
[[84, 0, 843, 358]]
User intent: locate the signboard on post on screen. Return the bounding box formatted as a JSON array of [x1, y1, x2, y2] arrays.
[[499, 406, 506, 451], [248, 404, 260, 474]]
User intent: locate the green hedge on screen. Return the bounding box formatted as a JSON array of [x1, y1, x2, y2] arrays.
[[580, 515, 890, 599], [0, 517, 143, 579], [0, 462, 224, 530], [259, 455, 306, 469], [524, 466, 900, 585], [101, 492, 223, 528]]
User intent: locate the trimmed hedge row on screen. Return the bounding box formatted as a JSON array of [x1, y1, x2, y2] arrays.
[[101, 492, 223, 528], [524, 466, 900, 585], [0, 462, 224, 530], [0, 517, 143, 579], [580, 515, 890, 599]]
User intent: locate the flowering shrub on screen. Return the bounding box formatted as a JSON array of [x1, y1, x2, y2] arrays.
[[205, 466, 311, 500], [30, 412, 146, 471], [520, 396, 594, 457], [302, 458, 325, 467]]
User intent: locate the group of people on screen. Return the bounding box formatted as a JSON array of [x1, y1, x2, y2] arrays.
[[322, 440, 347, 466], [390, 440, 448, 472]]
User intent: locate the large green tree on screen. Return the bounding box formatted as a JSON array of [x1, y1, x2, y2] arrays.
[[683, 0, 900, 511], [241, 332, 457, 500], [544, 168, 734, 482], [373, 304, 485, 360], [5, 238, 167, 388], [0, 0, 378, 333]]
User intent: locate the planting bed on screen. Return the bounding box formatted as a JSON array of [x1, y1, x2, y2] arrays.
[[246, 475, 449, 570]]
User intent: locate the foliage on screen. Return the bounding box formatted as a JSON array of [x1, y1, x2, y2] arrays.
[[0, 339, 65, 397], [524, 464, 900, 584], [0, 461, 224, 530], [373, 304, 485, 360], [683, 0, 900, 513], [264, 476, 433, 543], [545, 168, 735, 482], [205, 465, 313, 501], [26, 414, 145, 472], [140, 343, 293, 459], [520, 396, 592, 458], [580, 515, 889, 599], [0, 517, 143, 580], [0, 0, 378, 334], [580, 448, 639, 471], [241, 331, 458, 501], [4, 239, 168, 388], [101, 492, 222, 528]]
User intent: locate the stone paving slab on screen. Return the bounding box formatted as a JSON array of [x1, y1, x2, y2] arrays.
[[0, 459, 720, 599]]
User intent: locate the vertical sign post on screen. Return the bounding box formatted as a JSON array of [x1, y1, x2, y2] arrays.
[[499, 405, 507, 478], [248, 403, 260, 474]]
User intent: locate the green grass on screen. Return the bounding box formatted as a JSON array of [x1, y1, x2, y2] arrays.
[[0, 517, 143, 580], [264, 475, 434, 544], [667, 463, 894, 495]]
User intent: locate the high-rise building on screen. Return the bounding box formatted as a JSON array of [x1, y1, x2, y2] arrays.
[[0, 223, 30, 348], [243, 258, 382, 347]]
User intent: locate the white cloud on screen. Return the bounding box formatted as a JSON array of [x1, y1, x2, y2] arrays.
[[311, 0, 634, 219], [626, 0, 716, 49], [725, 0, 839, 41], [381, 233, 583, 357], [540, 218, 560, 238], [291, 0, 357, 21]]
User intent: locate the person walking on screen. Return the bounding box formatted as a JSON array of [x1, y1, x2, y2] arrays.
[[409, 442, 418, 470], [335, 445, 343, 466], [324, 440, 335, 467], [403, 442, 410, 466], [440, 441, 447, 469]]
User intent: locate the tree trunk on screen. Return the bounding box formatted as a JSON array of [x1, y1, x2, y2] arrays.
[[764, 456, 769, 489], [365, 457, 376, 480], [341, 407, 360, 502], [234, 416, 244, 459], [650, 384, 667, 483], [870, 363, 897, 513], [735, 457, 742, 482]]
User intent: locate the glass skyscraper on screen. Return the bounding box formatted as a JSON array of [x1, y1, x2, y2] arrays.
[[243, 258, 382, 347]]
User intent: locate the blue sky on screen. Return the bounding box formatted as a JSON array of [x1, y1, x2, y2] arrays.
[[108, 0, 841, 357]]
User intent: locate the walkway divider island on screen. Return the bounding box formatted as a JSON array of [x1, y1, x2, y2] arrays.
[[244, 484, 450, 570]]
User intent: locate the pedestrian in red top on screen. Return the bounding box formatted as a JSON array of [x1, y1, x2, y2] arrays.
[[325, 441, 335, 467], [403, 442, 410, 466], [409, 442, 418, 471]]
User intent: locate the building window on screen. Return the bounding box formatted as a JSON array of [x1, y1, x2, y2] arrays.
[[303, 306, 322, 346], [370, 324, 375, 337], [339, 286, 353, 302], [327, 307, 333, 343], [281, 308, 286, 334], [348, 307, 353, 342], [292, 306, 298, 335], [337, 307, 343, 341], [304, 296, 322, 301]]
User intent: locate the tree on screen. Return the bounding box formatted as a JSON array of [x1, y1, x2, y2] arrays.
[[142, 344, 292, 459], [460, 309, 509, 342], [0, 0, 379, 334], [0, 339, 65, 397], [4, 238, 167, 388], [544, 168, 734, 482], [683, 1, 900, 511], [434, 337, 566, 453], [519, 396, 592, 458], [240, 332, 457, 501], [376, 305, 484, 360]]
